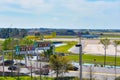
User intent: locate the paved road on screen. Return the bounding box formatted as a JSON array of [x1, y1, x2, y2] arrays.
[[69, 44, 120, 56], [47, 66, 120, 80], [44, 38, 120, 42], [24, 60, 120, 80], [1, 60, 120, 80], [21, 60, 120, 80]]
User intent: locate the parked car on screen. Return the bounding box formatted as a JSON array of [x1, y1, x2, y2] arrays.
[[68, 66, 78, 71], [1, 60, 14, 66], [73, 66, 79, 71], [8, 65, 18, 70], [14, 62, 26, 67]]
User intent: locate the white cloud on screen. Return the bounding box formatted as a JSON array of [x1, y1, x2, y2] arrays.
[[0, 0, 119, 29], [0, 0, 119, 15], [52, 17, 60, 21], [0, 0, 54, 14], [62, 0, 120, 16]]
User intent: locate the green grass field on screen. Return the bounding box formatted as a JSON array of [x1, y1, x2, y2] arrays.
[[0, 76, 92, 80], [64, 54, 120, 66], [55, 41, 77, 54], [54, 41, 120, 66], [0, 76, 53, 80]]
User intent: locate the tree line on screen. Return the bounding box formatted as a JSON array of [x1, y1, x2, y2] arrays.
[[0, 28, 27, 38]]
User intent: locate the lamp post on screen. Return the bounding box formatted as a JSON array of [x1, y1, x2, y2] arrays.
[[2, 51, 4, 77], [76, 32, 82, 80]]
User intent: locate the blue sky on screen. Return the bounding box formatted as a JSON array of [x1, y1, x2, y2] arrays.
[[0, 0, 120, 29]]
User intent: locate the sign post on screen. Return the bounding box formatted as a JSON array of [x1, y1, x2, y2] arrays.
[[2, 51, 4, 77]]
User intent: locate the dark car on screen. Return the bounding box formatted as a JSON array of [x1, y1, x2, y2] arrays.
[[73, 66, 79, 71], [14, 62, 26, 67], [8, 65, 18, 70], [1, 60, 14, 66], [68, 66, 78, 71]]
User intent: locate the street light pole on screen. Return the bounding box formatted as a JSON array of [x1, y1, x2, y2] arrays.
[[2, 51, 4, 77], [79, 44, 82, 80], [76, 32, 82, 80]]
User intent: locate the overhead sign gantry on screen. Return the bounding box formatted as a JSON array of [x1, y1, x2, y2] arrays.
[[15, 41, 51, 55]]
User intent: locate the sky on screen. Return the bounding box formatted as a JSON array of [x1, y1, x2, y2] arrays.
[[0, 0, 120, 29]]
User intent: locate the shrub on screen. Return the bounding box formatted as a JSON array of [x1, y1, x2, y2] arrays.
[[115, 76, 120, 80]]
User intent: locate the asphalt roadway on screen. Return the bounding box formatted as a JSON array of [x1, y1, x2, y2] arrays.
[[46, 66, 120, 80], [25, 60, 120, 80], [1, 61, 120, 80]]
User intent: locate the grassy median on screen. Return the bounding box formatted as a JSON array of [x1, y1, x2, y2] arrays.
[[64, 54, 120, 66], [55, 41, 77, 54], [55, 41, 120, 66]]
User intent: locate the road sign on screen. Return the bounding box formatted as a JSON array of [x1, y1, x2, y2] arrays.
[[15, 45, 26, 54], [20, 46, 27, 51], [15, 41, 51, 54], [34, 42, 38, 48], [27, 45, 35, 54], [19, 45, 35, 54], [16, 46, 20, 52], [16, 46, 20, 55], [35, 42, 51, 50]]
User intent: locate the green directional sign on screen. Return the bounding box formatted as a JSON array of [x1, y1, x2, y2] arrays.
[[15, 45, 20, 55], [34, 42, 38, 48]]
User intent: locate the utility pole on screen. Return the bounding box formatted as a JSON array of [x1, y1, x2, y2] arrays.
[[76, 32, 82, 80], [52, 44, 55, 54], [2, 51, 4, 77]]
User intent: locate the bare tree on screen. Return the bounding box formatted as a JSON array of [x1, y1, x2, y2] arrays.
[[100, 38, 110, 67], [113, 40, 120, 79]]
